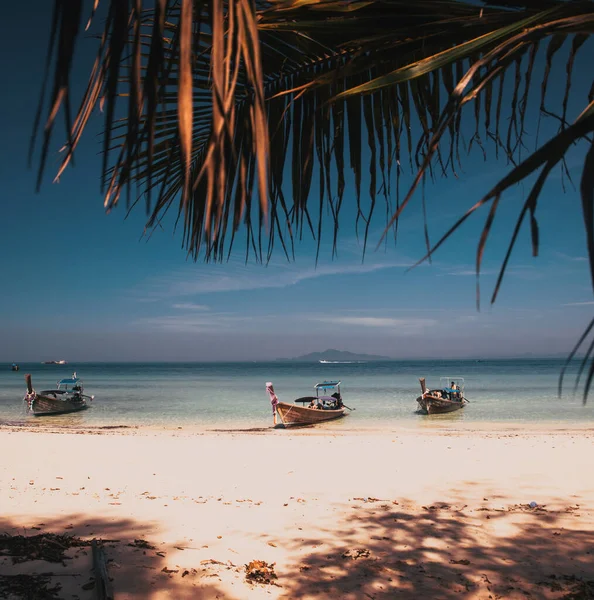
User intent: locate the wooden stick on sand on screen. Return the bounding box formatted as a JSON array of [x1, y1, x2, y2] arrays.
[[91, 539, 114, 600]]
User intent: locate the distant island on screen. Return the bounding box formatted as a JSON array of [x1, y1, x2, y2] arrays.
[[277, 349, 393, 362]]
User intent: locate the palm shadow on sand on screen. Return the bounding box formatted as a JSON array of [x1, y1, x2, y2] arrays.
[[1, 496, 593, 599], [273, 497, 594, 599], [0, 514, 227, 599]]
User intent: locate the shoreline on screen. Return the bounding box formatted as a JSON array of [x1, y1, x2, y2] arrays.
[[1, 419, 594, 436]]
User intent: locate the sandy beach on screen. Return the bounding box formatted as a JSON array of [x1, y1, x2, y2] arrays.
[[1, 424, 593, 599]]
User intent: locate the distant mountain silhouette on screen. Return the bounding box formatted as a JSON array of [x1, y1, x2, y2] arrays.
[[277, 349, 392, 362]]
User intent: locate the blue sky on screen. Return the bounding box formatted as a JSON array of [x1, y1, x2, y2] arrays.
[[0, 2, 592, 362]]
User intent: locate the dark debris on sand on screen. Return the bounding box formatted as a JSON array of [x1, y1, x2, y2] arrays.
[[0, 573, 62, 599], [127, 539, 156, 550], [0, 532, 87, 564]]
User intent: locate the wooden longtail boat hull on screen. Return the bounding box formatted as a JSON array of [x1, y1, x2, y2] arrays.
[[417, 395, 466, 415], [24, 373, 91, 416], [26, 392, 89, 416], [275, 402, 346, 427]]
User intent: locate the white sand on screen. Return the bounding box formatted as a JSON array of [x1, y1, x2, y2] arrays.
[[1, 425, 593, 598]]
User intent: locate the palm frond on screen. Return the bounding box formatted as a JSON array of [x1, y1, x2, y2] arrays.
[[31, 0, 594, 396]]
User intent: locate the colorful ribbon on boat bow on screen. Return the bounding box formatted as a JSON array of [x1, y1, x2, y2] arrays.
[[25, 391, 36, 410], [266, 382, 278, 415]]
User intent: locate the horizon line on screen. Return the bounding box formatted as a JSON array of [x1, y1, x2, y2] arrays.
[[4, 356, 585, 364]]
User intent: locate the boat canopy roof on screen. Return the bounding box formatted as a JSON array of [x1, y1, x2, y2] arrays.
[[315, 381, 341, 390], [58, 377, 80, 385]]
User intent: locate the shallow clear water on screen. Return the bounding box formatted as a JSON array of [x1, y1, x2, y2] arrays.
[[1, 360, 592, 430]]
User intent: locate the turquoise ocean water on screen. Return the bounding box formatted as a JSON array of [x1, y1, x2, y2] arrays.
[[1, 360, 593, 430]]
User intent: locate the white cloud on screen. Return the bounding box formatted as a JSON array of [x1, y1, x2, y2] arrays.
[[139, 258, 412, 298], [553, 252, 588, 262], [443, 264, 540, 280], [563, 301, 594, 306], [308, 316, 437, 331], [136, 308, 440, 335], [135, 313, 254, 332], [455, 315, 479, 323], [172, 303, 210, 311]]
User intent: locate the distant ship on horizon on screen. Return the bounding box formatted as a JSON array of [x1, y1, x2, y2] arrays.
[[42, 360, 68, 365], [319, 360, 367, 364]]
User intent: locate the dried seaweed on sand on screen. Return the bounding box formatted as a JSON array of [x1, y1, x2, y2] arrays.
[[245, 560, 278, 585]]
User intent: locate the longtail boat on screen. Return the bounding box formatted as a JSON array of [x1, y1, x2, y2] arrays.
[[24, 373, 94, 416], [416, 377, 468, 415], [266, 381, 349, 427]]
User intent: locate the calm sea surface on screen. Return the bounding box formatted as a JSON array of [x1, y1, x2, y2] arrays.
[[1, 360, 593, 430]]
